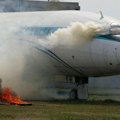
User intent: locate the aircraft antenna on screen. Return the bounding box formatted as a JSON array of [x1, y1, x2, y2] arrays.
[[99, 10, 104, 20]]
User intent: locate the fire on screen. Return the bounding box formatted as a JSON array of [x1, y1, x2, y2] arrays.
[[0, 87, 31, 105]]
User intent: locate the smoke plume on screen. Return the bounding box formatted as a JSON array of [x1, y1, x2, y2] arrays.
[[39, 22, 103, 49], [0, 13, 104, 100]]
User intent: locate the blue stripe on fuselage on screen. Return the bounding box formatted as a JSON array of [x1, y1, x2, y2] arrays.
[[23, 26, 120, 42], [96, 36, 120, 42], [96, 36, 112, 41], [96, 36, 113, 41], [24, 27, 61, 36]]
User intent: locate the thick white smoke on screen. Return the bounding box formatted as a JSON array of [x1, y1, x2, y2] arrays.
[[40, 22, 103, 49], [0, 17, 104, 100]]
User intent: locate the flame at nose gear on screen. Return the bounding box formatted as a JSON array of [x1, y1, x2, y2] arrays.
[[0, 84, 32, 106], [0, 79, 31, 106], [0, 88, 32, 106]]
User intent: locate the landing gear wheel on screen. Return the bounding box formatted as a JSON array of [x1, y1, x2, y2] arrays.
[[70, 89, 78, 100]]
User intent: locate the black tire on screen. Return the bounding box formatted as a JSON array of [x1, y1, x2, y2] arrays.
[[69, 89, 78, 100]]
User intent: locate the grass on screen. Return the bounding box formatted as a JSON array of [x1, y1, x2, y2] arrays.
[[0, 100, 120, 120]]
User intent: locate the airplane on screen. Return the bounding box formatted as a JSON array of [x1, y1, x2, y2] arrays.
[[0, 10, 120, 100]]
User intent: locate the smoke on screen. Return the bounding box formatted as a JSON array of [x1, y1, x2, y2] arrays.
[[39, 22, 103, 48], [0, 13, 104, 100]]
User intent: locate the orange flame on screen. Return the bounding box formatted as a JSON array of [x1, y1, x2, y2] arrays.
[[0, 88, 29, 105]]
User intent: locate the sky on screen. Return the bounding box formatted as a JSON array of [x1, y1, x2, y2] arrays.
[[40, 0, 120, 19]]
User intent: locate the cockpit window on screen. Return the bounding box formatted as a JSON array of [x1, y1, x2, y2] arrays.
[[108, 22, 120, 35]]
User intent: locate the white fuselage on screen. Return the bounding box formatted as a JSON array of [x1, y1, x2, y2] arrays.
[[1, 11, 120, 77]]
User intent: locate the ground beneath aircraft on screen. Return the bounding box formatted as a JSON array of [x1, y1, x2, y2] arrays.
[[0, 100, 120, 120]]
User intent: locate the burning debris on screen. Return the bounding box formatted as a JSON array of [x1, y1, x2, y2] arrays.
[[0, 79, 32, 106]]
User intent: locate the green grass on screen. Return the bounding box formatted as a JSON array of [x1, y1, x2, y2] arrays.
[[0, 100, 120, 120], [89, 88, 120, 101]]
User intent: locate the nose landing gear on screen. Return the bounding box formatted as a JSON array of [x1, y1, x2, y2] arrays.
[[67, 76, 88, 100]]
